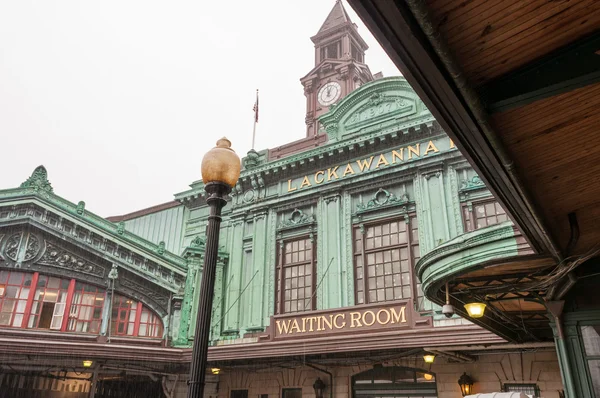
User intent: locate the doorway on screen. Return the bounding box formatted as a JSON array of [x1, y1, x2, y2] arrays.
[[352, 367, 438, 398]]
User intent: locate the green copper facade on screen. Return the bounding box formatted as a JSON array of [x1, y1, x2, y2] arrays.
[[160, 76, 520, 345]]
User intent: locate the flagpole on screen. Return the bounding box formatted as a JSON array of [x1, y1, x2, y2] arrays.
[[252, 89, 258, 150]]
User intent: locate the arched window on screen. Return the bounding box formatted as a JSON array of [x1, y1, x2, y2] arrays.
[[0, 270, 163, 338]]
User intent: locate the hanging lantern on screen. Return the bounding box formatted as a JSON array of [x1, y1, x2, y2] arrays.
[[423, 354, 436, 364], [464, 302, 486, 318], [457, 372, 474, 396], [313, 378, 326, 398], [82, 360, 93, 368], [211, 368, 221, 375]]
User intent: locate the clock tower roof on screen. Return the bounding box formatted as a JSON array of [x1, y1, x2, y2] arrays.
[[315, 0, 352, 36]]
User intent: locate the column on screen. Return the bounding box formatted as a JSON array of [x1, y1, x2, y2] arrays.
[[320, 194, 344, 309], [222, 218, 244, 335], [176, 253, 201, 345], [249, 211, 268, 330]]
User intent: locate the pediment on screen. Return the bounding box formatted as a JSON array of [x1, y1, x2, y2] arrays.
[[318, 77, 433, 143], [300, 59, 353, 82]]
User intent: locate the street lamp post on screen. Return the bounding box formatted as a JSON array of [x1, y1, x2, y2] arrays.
[[187, 138, 241, 398]]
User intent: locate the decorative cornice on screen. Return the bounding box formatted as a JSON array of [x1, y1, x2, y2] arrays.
[[0, 203, 186, 293], [0, 170, 187, 271]]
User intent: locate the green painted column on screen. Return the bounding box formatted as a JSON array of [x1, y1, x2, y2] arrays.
[[319, 194, 344, 309], [264, 208, 277, 325], [222, 218, 244, 335], [210, 260, 225, 340], [249, 211, 268, 330], [176, 250, 201, 345]]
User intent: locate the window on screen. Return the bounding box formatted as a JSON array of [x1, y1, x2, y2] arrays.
[[230, 390, 248, 398], [503, 383, 540, 397], [111, 295, 138, 336], [282, 389, 302, 398], [276, 236, 316, 314], [67, 282, 104, 333], [28, 275, 70, 330], [0, 271, 33, 328], [0, 271, 163, 338], [462, 199, 508, 232], [353, 216, 419, 305], [320, 41, 340, 60], [351, 43, 363, 63], [580, 325, 600, 396], [138, 307, 163, 337]]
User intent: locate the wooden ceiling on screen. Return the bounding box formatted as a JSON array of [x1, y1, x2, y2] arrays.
[[491, 82, 600, 252], [348, 0, 600, 341], [422, 0, 600, 253], [425, 0, 600, 85]]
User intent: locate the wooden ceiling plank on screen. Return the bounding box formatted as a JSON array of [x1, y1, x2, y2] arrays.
[[456, 0, 582, 60], [503, 115, 599, 158], [446, 0, 552, 51], [495, 93, 600, 137], [466, 6, 600, 82], [425, 0, 484, 20], [494, 82, 600, 127]]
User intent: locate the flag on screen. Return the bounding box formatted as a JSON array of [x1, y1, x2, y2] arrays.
[[253, 89, 259, 123]]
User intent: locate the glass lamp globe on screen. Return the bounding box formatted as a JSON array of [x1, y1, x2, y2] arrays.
[[201, 137, 241, 188]]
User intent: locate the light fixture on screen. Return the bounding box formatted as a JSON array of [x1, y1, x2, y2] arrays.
[[423, 354, 436, 364], [211, 368, 221, 375], [187, 138, 241, 398], [464, 302, 486, 318], [457, 372, 474, 396], [201, 137, 242, 187], [82, 360, 93, 368], [313, 377, 326, 398], [423, 373, 433, 381]]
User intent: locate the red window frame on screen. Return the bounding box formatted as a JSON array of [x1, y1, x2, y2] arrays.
[[111, 295, 139, 336], [27, 275, 71, 330], [0, 271, 34, 328], [67, 282, 105, 334], [138, 307, 163, 337], [0, 271, 162, 338]]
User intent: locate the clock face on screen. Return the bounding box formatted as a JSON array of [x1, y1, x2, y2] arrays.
[[317, 82, 342, 106]]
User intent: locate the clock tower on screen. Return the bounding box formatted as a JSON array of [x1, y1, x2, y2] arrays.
[[301, 0, 374, 137]]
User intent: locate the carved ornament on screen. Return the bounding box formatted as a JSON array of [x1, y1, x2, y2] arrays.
[[356, 188, 410, 214], [20, 166, 53, 194], [278, 208, 315, 230]]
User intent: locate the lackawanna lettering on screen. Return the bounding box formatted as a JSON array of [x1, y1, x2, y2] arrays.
[[275, 306, 407, 336], [287, 139, 455, 192]]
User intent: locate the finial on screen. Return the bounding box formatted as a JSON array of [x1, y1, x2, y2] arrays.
[[216, 137, 233, 150], [21, 165, 53, 193]]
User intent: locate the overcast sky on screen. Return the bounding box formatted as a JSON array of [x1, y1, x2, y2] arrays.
[[0, 1, 400, 217]]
